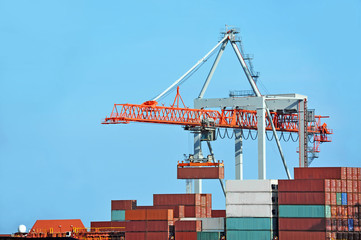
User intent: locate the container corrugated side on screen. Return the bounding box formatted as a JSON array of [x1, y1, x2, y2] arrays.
[[197, 232, 221, 240], [174, 231, 197, 240], [226, 230, 273, 240], [278, 179, 330, 192], [111, 200, 137, 210], [153, 194, 201, 206], [278, 205, 330, 218], [294, 167, 347, 180], [279, 231, 328, 240], [124, 232, 146, 240], [111, 210, 125, 221], [279, 218, 327, 231], [177, 166, 224, 179], [211, 210, 226, 218], [226, 180, 278, 192], [278, 192, 327, 205], [200, 218, 224, 231], [226, 204, 277, 218], [226, 217, 274, 230], [175, 220, 202, 232], [226, 192, 277, 205]]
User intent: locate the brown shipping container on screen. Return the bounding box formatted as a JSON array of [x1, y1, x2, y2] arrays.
[[358, 168, 361, 180], [347, 167, 353, 180], [175, 220, 202, 232], [336, 180, 342, 192], [343, 219, 349, 231], [184, 205, 201, 218], [177, 166, 224, 179], [211, 210, 226, 218], [278, 192, 328, 205], [331, 206, 337, 217], [331, 218, 337, 231], [294, 167, 347, 180], [111, 200, 137, 210], [278, 179, 330, 192], [337, 206, 342, 216], [153, 194, 201, 206], [349, 194, 354, 206], [91, 221, 126, 232], [359, 181, 361, 192], [348, 206, 353, 217], [337, 219, 343, 232], [126, 221, 147, 232], [278, 231, 327, 240], [125, 232, 146, 240], [331, 192, 336, 205], [175, 232, 197, 240], [147, 221, 172, 232], [279, 218, 326, 231]]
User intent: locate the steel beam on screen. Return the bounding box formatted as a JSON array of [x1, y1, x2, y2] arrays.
[[194, 132, 203, 194], [235, 129, 243, 180], [257, 98, 266, 179]]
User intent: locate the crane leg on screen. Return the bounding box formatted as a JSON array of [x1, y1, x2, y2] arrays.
[[235, 129, 243, 180], [194, 132, 203, 194]]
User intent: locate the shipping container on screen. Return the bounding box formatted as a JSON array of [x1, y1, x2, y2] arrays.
[[90, 221, 126, 232], [347, 180, 353, 193], [278, 218, 326, 231], [278, 205, 330, 218], [294, 167, 347, 180], [197, 232, 221, 240], [153, 194, 201, 206], [111, 210, 125, 221], [341, 193, 348, 205], [347, 167, 353, 180], [136, 205, 185, 218], [124, 232, 146, 240], [201, 218, 224, 232], [336, 180, 342, 192], [226, 204, 277, 218], [226, 192, 277, 205], [211, 210, 226, 218], [226, 179, 278, 192], [177, 166, 224, 179], [226, 217, 274, 230], [278, 192, 327, 205], [175, 220, 201, 232], [353, 168, 359, 181], [342, 180, 347, 192], [278, 179, 330, 192], [331, 180, 337, 192], [147, 232, 169, 240], [353, 180, 358, 193], [111, 200, 136, 210], [226, 230, 274, 240], [279, 231, 327, 240], [174, 231, 197, 240], [336, 193, 342, 205], [184, 205, 202, 218], [125, 209, 173, 221]]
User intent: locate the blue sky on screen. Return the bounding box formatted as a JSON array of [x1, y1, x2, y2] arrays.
[[1, 0, 360, 234]]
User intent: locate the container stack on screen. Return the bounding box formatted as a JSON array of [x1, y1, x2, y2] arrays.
[[225, 180, 278, 240], [278, 167, 361, 240]]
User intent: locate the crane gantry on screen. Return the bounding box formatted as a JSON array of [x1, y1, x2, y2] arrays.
[[103, 28, 332, 194]]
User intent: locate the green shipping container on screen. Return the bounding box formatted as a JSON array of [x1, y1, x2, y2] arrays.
[[226, 230, 273, 240], [226, 218, 276, 230], [197, 232, 221, 240], [336, 193, 342, 205], [111, 210, 125, 221], [279, 205, 330, 218]]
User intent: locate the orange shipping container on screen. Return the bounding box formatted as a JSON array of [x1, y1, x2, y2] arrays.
[[125, 210, 146, 221], [146, 209, 173, 221]]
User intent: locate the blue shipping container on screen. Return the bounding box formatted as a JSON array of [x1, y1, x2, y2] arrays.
[[348, 219, 354, 231], [341, 193, 348, 205]]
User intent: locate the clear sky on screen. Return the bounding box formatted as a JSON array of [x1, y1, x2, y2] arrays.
[[1, 0, 360, 234]]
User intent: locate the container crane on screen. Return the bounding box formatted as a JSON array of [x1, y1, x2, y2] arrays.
[[103, 28, 332, 194]]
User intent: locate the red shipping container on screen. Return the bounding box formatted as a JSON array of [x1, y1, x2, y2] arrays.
[[355, 219, 360, 232], [355, 206, 359, 218], [278, 179, 330, 192], [342, 206, 348, 218], [359, 181, 361, 192], [147, 221, 172, 232], [111, 200, 137, 210], [175, 220, 201, 232], [278, 231, 327, 240], [177, 166, 224, 179], [137, 205, 184, 218], [331, 206, 337, 217], [125, 210, 146, 220], [278, 192, 328, 205], [147, 232, 169, 240], [175, 232, 197, 240], [125, 232, 146, 240], [348, 194, 354, 206], [336, 180, 342, 192], [211, 210, 226, 218], [206, 206, 212, 218], [353, 180, 358, 193], [354, 193, 359, 205], [347, 167, 353, 180], [184, 206, 201, 218], [342, 180, 347, 192], [153, 194, 201, 206], [331, 192, 336, 205], [358, 168, 361, 180], [330, 179, 336, 192], [126, 221, 147, 232], [278, 218, 326, 231], [147, 209, 173, 221], [294, 167, 347, 180], [201, 206, 206, 218], [359, 194, 361, 203], [347, 180, 353, 193]]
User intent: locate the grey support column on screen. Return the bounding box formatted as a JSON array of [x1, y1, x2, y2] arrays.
[[257, 97, 266, 179], [235, 129, 243, 180], [194, 132, 203, 193]]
